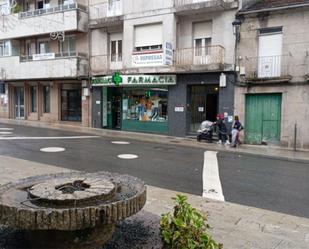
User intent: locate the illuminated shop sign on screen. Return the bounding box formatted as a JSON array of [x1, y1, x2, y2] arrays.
[[92, 73, 176, 87]]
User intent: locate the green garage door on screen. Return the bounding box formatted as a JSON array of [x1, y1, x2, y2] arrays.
[[245, 94, 282, 144]]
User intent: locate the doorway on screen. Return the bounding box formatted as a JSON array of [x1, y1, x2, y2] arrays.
[[245, 93, 282, 144], [14, 87, 25, 119], [106, 88, 122, 129], [188, 85, 218, 133], [61, 84, 81, 121]]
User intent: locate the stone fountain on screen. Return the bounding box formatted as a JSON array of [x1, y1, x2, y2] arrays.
[[0, 171, 146, 249]]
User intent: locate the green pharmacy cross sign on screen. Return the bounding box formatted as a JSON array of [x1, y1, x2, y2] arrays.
[[112, 72, 122, 86]]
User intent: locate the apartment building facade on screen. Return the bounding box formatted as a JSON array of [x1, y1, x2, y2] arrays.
[[235, 0, 309, 149], [90, 0, 239, 136], [0, 0, 91, 126]]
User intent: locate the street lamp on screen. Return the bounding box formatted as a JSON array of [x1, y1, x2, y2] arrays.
[[232, 18, 242, 42]]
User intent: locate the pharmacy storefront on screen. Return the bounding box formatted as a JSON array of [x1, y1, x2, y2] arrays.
[[91, 74, 176, 134]]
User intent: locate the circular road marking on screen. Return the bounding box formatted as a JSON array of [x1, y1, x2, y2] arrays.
[[111, 141, 130, 145], [40, 147, 66, 153], [0, 131, 13, 135], [117, 154, 138, 159]]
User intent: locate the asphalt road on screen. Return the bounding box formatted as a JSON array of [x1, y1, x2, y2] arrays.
[[0, 123, 309, 218]]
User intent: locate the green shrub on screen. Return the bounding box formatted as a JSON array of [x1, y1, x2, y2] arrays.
[[160, 194, 223, 249]]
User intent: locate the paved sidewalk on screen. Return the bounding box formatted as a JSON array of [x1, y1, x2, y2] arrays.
[[1, 118, 309, 163], [0, 155, 308, 249]]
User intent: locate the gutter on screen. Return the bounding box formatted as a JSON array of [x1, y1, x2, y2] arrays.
[[238, 3, 309, 15]]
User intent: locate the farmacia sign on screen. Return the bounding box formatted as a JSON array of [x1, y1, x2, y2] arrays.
[[92, 73, 176, 87]]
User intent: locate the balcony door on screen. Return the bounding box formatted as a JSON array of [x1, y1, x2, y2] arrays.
[[258, 29, 282, 78], [15, 87, 25, 119], [110, 33, 122, 70], [193, 21, 212, 65]]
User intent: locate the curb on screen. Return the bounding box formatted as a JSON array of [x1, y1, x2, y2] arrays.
[[1, 118, 309, 163]]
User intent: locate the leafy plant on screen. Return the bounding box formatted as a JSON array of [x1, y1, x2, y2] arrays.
[[12, 4, 22, 14], [160, 195, 223, 249]]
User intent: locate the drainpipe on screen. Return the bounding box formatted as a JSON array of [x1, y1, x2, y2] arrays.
[[294, 122, 297, 151]]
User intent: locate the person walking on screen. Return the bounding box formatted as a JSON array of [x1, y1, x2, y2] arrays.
[[216, 114, 230, 145], [231, 115, 243, 147]]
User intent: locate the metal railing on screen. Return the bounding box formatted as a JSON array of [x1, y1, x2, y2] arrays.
[[174, 0, 213, 7], [242, 55, 290, 79], [20, 52, 87, 62], [89, 1, 123, 20], [18, 3, 87, 19], [174, 45, 225, 66]]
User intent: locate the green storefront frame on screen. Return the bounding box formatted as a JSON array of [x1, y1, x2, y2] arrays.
[[245, 93, 282, 144], [102, 86, 169, 135]]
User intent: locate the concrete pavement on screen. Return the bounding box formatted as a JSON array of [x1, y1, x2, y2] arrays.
[[0, 155, 308, 249], [1, 118, 309, 163]]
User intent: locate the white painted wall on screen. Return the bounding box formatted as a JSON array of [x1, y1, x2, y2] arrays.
[[0, 56, 87, 79], [0, 10, 88, 40]]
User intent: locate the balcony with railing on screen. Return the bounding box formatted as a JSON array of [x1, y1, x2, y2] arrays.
[[0, 3, 88, 40], [91, 54, 123, 75], [174, 0, 238, 14], [174, 45, 225, 71], [241, 55, 292, 83], [89, 1, 123, 28], [0, 52, 88, 80]]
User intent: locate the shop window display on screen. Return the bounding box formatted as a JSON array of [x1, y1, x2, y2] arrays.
[[121, 88, 168, 133]]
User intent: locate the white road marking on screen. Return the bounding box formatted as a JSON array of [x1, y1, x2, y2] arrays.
[[0, 128, 14, 131], [0, 136, 99, 140], [111, 141, 130, 145], [0, 131, 13, 135], [202, 151, 225, 201], [117, 154, 138, 159], [40, 147, 66, 153]]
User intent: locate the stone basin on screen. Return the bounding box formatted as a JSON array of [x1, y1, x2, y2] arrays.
[[0, 171, 147, 249]]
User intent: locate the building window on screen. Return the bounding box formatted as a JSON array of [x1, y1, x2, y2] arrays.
[[0, 40, 11, 57], [193, 21, 212, 56], [43, 86, 50, 113], [38, 40, 50, 54], [258, 27, 283, 78], [37, 0, 50, 9], [194, 38, 211, 56], [30, 86, 37, 112], [122, 88, 168, 123], [111, 40, 122, 61], [59, 35, 76, 56], [134, 23, 163, 51]]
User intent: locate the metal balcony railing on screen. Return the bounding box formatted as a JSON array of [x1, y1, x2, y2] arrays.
[[18, 3, 87, 19], [243, 55, 290, 79], [20, 52, 87, 62], [89, 1, 123, 20], [174, 0, 212, 7], [174, 45, 225, 66]]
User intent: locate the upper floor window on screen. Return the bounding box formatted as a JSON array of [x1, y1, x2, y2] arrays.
[[37, 39, 50, 54], [134, 23, 163, 52], [193, 21, 212, 56], [0, 40, 11, 57], [37, 0, 50, 9], [258, 27, 283, 78], [59, 35, 76, 56], [110, 33, 122, 62]]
